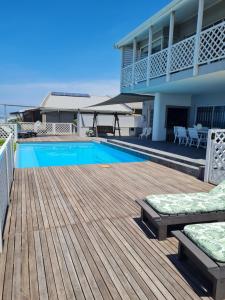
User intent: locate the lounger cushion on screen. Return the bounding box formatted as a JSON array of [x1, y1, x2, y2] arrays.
[[145, 192, 225, 215], [209, 180, 225, 195], [184, 223, 225, 263]]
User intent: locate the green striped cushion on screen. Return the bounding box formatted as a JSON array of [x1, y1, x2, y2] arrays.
[[184, 223, 225, 263], [145, 192, 225, 214]]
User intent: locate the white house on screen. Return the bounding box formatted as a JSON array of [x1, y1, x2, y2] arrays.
[[115, 0, 225, 141], [14, 92, 144, 137]]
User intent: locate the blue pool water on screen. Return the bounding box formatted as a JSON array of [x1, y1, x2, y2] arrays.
[[16, 142, 146, 168]]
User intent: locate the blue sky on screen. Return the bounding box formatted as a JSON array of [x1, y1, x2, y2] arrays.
[[0, 0, 171, 106]]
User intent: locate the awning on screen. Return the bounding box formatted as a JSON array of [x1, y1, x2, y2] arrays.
[[91, 93, 154, 106]]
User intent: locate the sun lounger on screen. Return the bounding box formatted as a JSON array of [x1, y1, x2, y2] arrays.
[[173, 223, 225, 300], [18, 130, 37, 138], [136, 181, 225, 240]]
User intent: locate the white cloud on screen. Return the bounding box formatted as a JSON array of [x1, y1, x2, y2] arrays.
[[0, 79, 120, 106]]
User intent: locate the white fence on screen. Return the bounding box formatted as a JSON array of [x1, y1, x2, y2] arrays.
[[0, 134, 14, 252], [122, 20, 225, 87], [0, 124, 18, 141], [205, 129, 225, 185], [19, 122, 77, 136]]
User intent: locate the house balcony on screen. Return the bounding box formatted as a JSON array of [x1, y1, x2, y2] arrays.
[[121, 20, 225, 92]]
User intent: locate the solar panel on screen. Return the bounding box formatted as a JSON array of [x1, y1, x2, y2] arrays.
[[51, 92, 90, 97]]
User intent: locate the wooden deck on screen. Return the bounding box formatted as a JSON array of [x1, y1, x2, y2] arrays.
[[0, 161, 213, 300]]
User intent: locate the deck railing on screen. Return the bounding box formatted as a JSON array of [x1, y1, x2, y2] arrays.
[[0, 134, 14, 252], [121, 20, 225, 87]]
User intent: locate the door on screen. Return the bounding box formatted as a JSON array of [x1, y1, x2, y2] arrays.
[[166, 107, 189, 141]]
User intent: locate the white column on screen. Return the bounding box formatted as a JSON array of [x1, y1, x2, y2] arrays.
[[131, 38, 137, 87], [166, 11, 175, 82], [193, 0, 204, 76], [147, 27, 153, 86], [120, 47, 124, 90], [152, 93, 167, 141]]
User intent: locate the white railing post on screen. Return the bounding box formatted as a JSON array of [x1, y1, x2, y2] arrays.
[[131, 38, 137, 87], [204, 129, 213, 182], [166, 11, 175, 82], [53, 123, 56, 135], [0, 134, 14, 253], [193, 0, 204, 76], [14, 124, 18, 141], [147, 26, 153, 86]]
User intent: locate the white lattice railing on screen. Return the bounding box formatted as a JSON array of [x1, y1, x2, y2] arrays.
[[121, 20, 225, 87], [0, 134, 14, 252], [0, 124, 18, 141], [19, 122, 76, 136], [199, 21, 225, 65], [134, 57, 148, 83], [205, 129, 225, 185], [149, 49, 168, 79], [170, 36, 196, 73]]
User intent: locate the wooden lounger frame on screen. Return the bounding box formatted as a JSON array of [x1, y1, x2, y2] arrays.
[[136, 199, 225, 240], [172, 230, 225, 300]]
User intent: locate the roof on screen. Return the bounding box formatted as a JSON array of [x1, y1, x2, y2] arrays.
[[40, 93, 132, 114], [126, 102, 143, 110], [115, 0, 190, 48]]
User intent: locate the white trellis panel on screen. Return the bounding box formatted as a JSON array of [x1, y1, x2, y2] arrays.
[[19, 122, 75, 136], [199, 21, 225, 65], [149, 49, 168, 79], [0, 134, 14, 252], [134, 58, 147, 83], [205, 129, 225, 185], [121, 65, 133, 87], [170, 36, 195, 73], [0, 124, 18, 141]]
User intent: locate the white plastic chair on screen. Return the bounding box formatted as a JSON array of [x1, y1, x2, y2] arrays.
[[145, 127, 152, 139], [188, 127, 207, 148], [173, 126, 179, 143], [139, 128, 147, 139], [174, 126, 184, 143], [188, 128, 200, 148], [177, 127, 188, 145]]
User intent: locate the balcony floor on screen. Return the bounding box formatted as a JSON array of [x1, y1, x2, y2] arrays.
[[0, 158, 213, 299], [107, 137, 206, 164]]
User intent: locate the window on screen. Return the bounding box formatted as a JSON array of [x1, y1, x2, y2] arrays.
[[196, 106, 225, 129], [196, 107, 213, 128], [139, 37, 163, 59]]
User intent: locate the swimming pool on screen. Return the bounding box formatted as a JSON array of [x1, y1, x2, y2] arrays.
[[16, 142, 146, 168]]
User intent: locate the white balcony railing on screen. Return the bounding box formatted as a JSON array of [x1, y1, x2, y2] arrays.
[[149, 48, 168, 79], [121, 20, 225, 88]]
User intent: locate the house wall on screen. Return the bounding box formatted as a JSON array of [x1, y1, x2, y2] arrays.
[[152, 93, 192, 141]]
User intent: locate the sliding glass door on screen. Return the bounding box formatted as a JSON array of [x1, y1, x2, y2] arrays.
[[196, 106, 225, 128]]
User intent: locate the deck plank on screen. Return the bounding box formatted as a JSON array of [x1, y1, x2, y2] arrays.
[[0, 160, 213, 300]]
